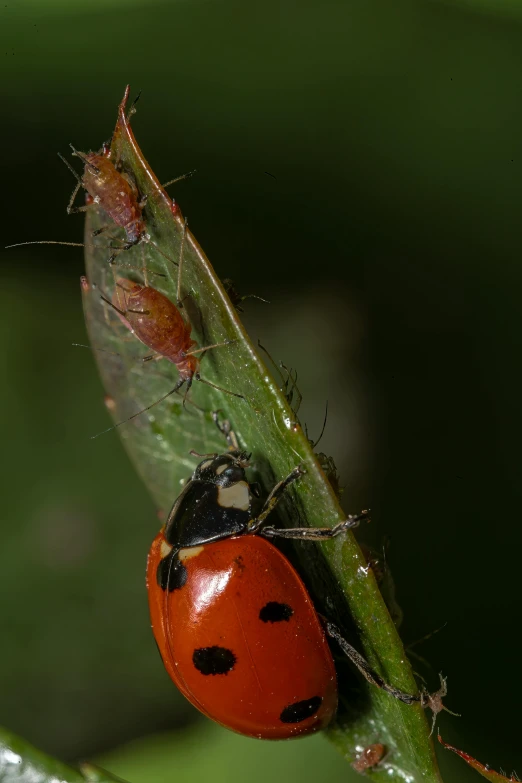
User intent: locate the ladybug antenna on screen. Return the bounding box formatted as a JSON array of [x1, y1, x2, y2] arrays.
[[90, 378, 187, 439], [310, 401, 329, 450]]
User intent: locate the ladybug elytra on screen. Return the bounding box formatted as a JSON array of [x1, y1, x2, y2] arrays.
[[147, 421, 422, 739]]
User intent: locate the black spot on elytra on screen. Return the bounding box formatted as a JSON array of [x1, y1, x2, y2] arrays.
[[193, 646, 236, 675], [259, 601, 294, 623], [156, 553, 187, 592], [280, 696, 323, 724]]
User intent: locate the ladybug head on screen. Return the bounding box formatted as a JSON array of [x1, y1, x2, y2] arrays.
[[193, 450, 250, 488]]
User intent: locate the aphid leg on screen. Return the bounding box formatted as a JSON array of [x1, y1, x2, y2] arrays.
[[107, 239, 139, 265], [99, 292, 150, 320], [260, 510, 370, 541], [183, 339, 236, 358], [182, 377, 194, 407], [92, 224, 120, 238], [195, 374, 244, 400], [248, 466, 306, 532], [324, 620, 421, 705], [421, 674, 460, 736], [257, 341, 302, 419], [280, 362, 302, 417], [65, 180, 90, 215], [222, 279, 269, 313], [258, 339, 286, 385], [57, 152, 91, 215], [309, 401, 329, 449], [177, 218, 188, 307]]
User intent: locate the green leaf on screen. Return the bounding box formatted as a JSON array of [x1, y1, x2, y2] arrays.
[[0, 727, 129, 783], [438, 735, 520, 782], [82, 87, 444, 782]]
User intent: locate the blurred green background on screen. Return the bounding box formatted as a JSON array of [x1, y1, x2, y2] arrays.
[[1, 0, 522, 780]]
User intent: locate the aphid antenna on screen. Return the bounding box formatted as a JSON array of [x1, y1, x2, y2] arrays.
[[57, 152, 82, 184], [240, 293, 270, 307], [69, 144, 100, 175], [406, 622, 448, 652], [90, 377, 188, 439], [5, 241, 167, 281], [183, 338, 236, 358], [72, 343, 157, 363], [6, 240, 87, 250], [161, 169, 197, 189]]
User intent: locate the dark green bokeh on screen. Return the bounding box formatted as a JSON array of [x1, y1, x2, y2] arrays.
[[1, 1, 521, 781]]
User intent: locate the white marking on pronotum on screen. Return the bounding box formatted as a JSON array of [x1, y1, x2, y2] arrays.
[[217, 481, 250, 511], [160, 540, 173, 559], [215, 463, 228, 475], [200, 459, 214, 470], [179, 545, 204, 561]]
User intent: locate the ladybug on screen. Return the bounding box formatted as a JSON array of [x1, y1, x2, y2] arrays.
[[147, 424, 421, 739]]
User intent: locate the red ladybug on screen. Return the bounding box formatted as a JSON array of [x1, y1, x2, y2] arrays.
[[147, 436, 420, 739]]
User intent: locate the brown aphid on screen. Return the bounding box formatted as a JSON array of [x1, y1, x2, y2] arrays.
[[6, 87, 192, 267], [112, 277, 198, 382], [351, 743, 386, 772], [67, 141, 146, 255], [93, 277, 242, 436], [80, 275, 90, 294], [63, 87, 194, 262]]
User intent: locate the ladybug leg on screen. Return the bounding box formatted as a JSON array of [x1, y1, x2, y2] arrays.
[[260, 510, 370, 540], [324, 620, 421, 705], [248, 466, 305, 532]]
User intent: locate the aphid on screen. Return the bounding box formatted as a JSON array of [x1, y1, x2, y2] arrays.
[[147, 417, 428, 740], [351, 743, 386, 772], [6, 86, 192, 268], [60, 139, 146, 262], [93, 273, 242, 435]]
